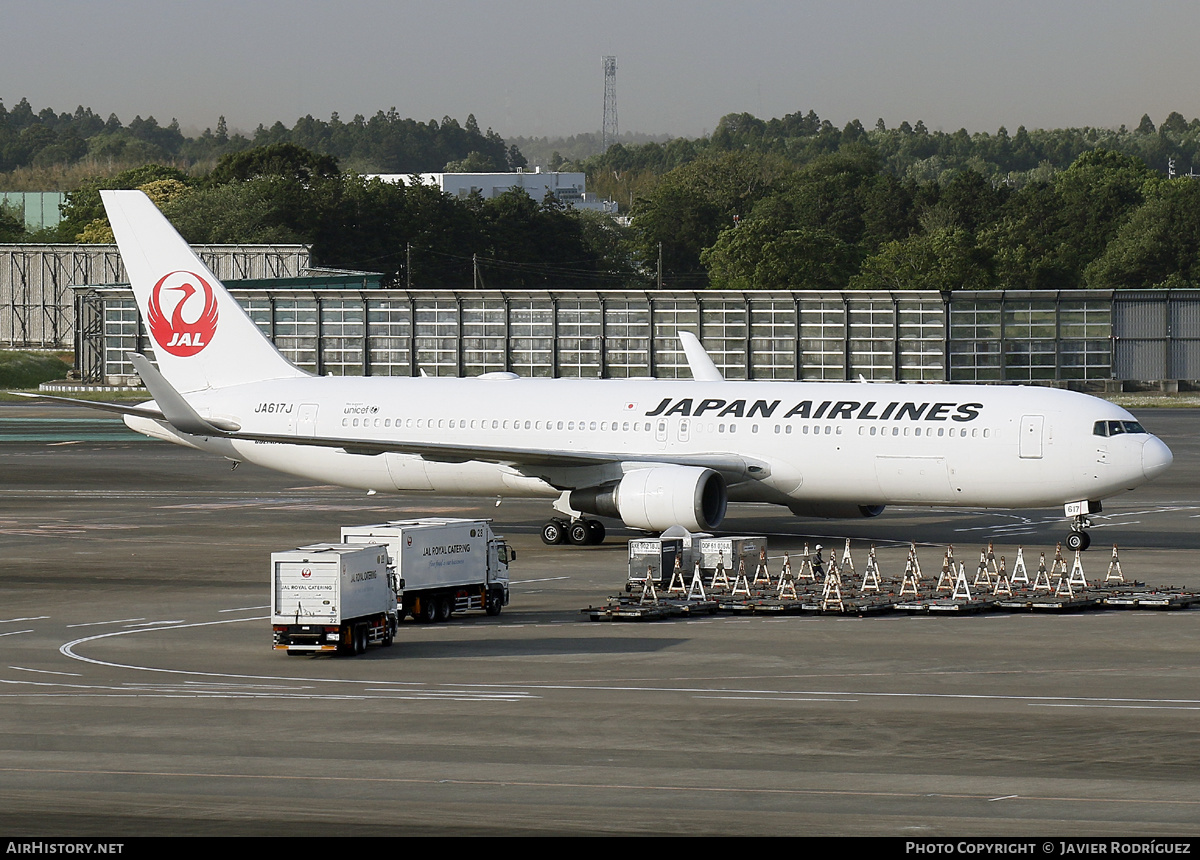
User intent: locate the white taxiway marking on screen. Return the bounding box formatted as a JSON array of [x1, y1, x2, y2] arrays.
[[9, 666, 82, 676], [37, 611, 1200, 713], [125, 620, 185, 627], [66, 618, 146, 628]]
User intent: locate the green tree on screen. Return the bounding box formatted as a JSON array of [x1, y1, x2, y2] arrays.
[[59, 164, 194, 241], [0, 202, 25, 241], [206, 142, 339, 186], [982, 149, 1152, 289], [851, 228, 994, 291], [160, 179, 308, 245], [631, 150, 791, 285], [444, 150, 504, 172], [702, 220, 854, 290], [1161, 111, 1188, 134], [1085, 177, 1200, 288]]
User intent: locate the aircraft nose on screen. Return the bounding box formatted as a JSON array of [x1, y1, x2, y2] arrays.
[[1142, 436, 1173, 480]]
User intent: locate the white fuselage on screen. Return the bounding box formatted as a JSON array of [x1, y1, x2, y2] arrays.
[[125, 375, 1171, 514]]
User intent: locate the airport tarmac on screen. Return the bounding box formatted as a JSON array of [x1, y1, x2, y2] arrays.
[[1, 403, 1198, 836]]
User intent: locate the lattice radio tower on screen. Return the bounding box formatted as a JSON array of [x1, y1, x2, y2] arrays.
[[602, 56, 618, 153]]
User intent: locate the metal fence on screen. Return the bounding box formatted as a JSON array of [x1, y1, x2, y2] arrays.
[[1, 244, 311, 348], [74, 286, 1193, 386], [1112, 290, 1200, 380]]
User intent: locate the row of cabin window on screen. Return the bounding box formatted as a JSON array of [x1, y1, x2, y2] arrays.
[[859, 425, 991, 438], [341, 417, 659, 431], [338, 415, 991, 439]]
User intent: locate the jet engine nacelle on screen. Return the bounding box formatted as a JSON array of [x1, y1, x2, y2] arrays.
[[787, 501, 886, 519], [570, 466, 728, 532]]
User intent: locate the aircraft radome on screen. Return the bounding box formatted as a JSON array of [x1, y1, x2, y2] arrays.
[[19, 191, 1174, 551]]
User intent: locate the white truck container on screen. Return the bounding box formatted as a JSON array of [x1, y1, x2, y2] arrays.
[[340, 518, 514, 623], [271, 543, 397, 656]]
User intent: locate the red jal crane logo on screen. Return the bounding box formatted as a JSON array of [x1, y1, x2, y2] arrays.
[[147, 270, 219, 357]]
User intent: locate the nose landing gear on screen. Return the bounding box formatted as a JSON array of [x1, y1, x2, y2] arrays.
[[1064, 500, 1100, 551]]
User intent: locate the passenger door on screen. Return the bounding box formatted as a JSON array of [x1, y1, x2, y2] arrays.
[[1019, 414, 1044, 459]]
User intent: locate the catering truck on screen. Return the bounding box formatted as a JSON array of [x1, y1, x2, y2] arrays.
[[340, 519, 514, 623], [271, 543, 397, 656]]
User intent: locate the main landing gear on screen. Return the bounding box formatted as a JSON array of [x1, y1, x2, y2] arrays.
[[541, 517, 606, 546]]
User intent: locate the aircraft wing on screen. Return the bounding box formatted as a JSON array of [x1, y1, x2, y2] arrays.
[[201, 426, 761, 480], [17, 357, 764, 483]]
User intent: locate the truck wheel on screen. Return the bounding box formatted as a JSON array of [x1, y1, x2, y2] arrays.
[[415, 598, 437, 624], [486, 591, 503, 616], [437, 596, 453, 622], [354, 624, 367, 655]]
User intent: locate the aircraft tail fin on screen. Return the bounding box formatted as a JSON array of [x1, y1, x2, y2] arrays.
[[101, 190, 308, 393]]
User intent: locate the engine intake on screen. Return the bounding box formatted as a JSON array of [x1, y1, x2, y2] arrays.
[[570, 466, 727, 532]]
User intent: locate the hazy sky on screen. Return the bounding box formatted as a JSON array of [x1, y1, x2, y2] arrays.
[[4, 1, 1197, 140]]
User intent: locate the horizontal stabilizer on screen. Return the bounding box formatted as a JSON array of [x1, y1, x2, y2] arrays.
[[6, 390, 166, 421], [128, 353, 241, 434]]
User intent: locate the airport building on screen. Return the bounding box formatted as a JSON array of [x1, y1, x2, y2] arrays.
[[368, 169, 618, 214]]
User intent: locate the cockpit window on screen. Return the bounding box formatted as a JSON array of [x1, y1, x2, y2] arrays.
[[1094, 420, 1147, 437]]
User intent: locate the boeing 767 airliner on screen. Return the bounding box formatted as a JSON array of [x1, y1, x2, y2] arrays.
[[22, 191, 1174, 550]]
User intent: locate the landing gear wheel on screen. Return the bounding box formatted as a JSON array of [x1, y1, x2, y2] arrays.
[[586, 519, 606, 545], [568, 520, 593, 546], [541, 519, 567, 545], [1066, 531, 1091, 552]]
